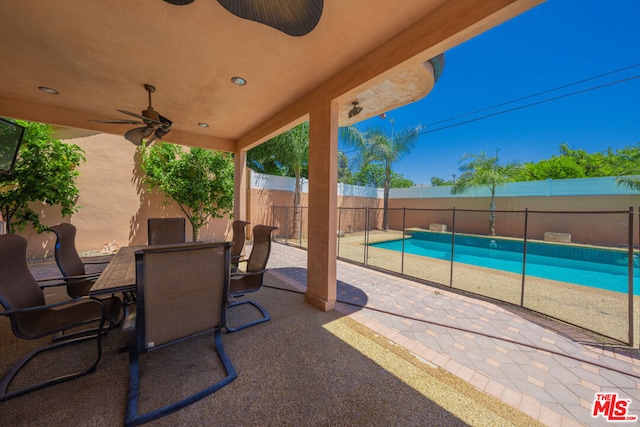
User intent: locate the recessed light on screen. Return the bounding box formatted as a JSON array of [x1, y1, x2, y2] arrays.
[[38, 86, 59, 95], [231, 76, 246, 86], [198, 122, 209, 128]]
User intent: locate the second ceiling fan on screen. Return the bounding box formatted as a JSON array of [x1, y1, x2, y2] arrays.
[[163, 0, 324, 37]]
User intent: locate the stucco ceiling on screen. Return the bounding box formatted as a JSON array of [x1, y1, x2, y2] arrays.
[[0, 0, 543, 151]]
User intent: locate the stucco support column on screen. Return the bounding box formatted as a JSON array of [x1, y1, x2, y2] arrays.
[[305, 100, 338, 311], [234, 149, 248, 223]]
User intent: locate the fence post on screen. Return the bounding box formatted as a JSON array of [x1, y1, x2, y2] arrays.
[[401, 206, 406, 275], [450, 207, 456, 288], [520, 208, 529, 307], [299, 207, 303, 248], [284, 206, 289, 245], [337, 206, 342, 258], [364, 206, 370, 265], [628, 207, 634, 347]]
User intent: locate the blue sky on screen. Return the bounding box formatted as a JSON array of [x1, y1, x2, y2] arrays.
[[343, 0, 640, 185]]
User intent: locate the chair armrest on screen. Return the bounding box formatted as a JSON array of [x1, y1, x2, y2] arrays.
[[0, 296, 105, 317], [231, 257, 247, 265], [36, 277, 67, 288], [122, 303, 137, 332], [231, 268, 268, 279], [61, 272, 101, 281], [82, 259, 110, 266], [38, 281, 67, 289]]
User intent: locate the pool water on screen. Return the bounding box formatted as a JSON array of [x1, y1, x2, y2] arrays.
[[370, 231, 639, 295]]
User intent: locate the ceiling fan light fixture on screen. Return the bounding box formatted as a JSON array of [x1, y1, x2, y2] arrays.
[[154, 127, 171, 139], [231, 76, 247, 86], [163, 0, 195, 5], [38, 86, 59, 95], [348, 101, 363, 118], [125, 126, 155, 146]]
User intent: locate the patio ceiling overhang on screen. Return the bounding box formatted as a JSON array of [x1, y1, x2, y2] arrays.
[[0, 0, 544, 151]]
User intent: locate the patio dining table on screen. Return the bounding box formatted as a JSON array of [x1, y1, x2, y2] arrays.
[[89, 246, 141, 296], [89, 242, 216, 297]]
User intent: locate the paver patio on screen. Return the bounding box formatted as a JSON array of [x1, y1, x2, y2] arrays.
[[266, 243, 640, 426]]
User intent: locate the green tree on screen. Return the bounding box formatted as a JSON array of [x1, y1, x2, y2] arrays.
[[247, 122, 309, 239], [451, 150, 520, 236], [337, 151, 352, 183], [141, 142, 234, 241], [341, 123, 422, 230], [430, 177, 454, 186], [0, 120, 85, 233], [616, 175, 640, 191], [513, 143, 640, 182], [351, 163, 414, 188]]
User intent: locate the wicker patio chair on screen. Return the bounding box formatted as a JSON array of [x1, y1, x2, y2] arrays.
[[46, 223, 109, 297], [147, 217, 186, 245], [0, 233, 122, 402], [227, 225, 277, 332], [230, 219, 250, 269], [123, 242, 237, 426]]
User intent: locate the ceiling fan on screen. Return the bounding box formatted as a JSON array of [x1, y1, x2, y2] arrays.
[[90, 84, 172, 146], [162, 0, 324, 37]]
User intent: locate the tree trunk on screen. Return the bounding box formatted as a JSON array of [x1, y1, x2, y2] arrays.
[[489, 198, 496, 236], [292, 174, 302, 240], [383, 179, 390, 231], [2, 208, 11, 234]]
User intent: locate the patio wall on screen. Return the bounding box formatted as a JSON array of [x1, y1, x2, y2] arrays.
[[21, 133, 231, 258], [15, 132, 640, 257]]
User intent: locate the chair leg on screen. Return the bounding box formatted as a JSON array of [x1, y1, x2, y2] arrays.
[[0, 328, 103, 402], [124, 328, 237, 427], [225, 299, 271, 333]]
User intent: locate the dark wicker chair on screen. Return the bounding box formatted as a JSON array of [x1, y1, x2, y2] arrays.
[[123, 242, 237, 426], [0, 233, 122, 402], [230, 220, 250, 269], [227, 225, 277, 332], [147, 217, 186, 245], [46, 223, 109, 297]]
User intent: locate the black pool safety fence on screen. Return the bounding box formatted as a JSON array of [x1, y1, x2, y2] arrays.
[[271, 205, 640, 347]]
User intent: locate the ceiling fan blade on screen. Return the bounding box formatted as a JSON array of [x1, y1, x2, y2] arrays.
[[89, 119, 144, 125], [125, 126, 155, 146], [116, 109, 162, 126], [216, 0, 323, 37], [163, 0, 195, 4]]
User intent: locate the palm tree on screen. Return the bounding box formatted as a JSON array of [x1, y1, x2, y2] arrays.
[[451, 150, 520, 236], [616, 176, 640, 190], [341, 122, 422, 230], [247, 122, 309, 239]]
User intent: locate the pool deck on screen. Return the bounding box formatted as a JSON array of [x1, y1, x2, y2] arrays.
[[268, 243, 640, 426]]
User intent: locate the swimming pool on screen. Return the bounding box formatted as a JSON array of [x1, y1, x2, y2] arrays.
[[370, 230, 639, 295]]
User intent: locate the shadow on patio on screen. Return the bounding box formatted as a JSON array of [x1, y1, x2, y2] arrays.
[[0, 260, 536, 426]]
